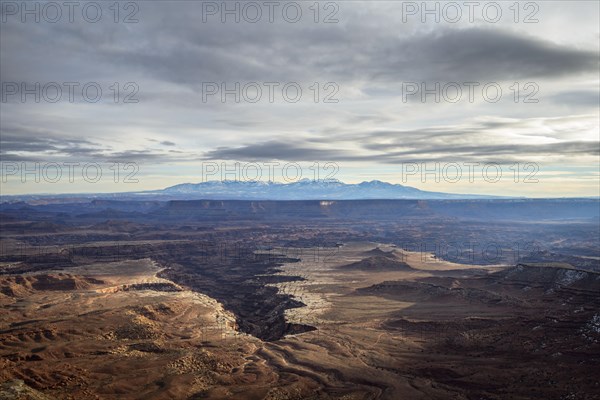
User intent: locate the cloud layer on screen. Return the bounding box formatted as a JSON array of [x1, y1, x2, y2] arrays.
[[1, 1, 598, 195]]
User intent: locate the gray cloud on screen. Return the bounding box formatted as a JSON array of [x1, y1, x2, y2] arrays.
[[2, 6, 597, 87], [204, 138, 599, 164], [203, 114, 599, 164], [204, 140, 360, 162], [0, 1, 598, 195], [372, 28, 599, 82], [550, 90, 600, 107], [0, 126, 189, 163], [86, 25, 600, 85], [381, 141, 600, 159], [0, 130, 100, 154]]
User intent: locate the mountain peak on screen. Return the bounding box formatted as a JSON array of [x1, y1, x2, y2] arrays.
[[296, 178, 342, 184], [359, 180, 394, 186]]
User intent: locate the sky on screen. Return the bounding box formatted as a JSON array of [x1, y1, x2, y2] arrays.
[[1, 0, 599, 197]]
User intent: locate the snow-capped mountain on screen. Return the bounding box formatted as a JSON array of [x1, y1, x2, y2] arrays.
[[155, 179, 500, 200]]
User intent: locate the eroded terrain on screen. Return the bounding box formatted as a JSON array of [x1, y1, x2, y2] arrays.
[[1, 200, 599, 399]]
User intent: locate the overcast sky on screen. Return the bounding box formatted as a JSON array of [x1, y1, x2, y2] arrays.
[[1, 0, 598, 196]]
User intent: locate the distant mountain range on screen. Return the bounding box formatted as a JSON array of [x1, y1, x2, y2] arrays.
[[1, 179, 525, 202], [151, 179, 503, 200], [5, 179, 599, 202]]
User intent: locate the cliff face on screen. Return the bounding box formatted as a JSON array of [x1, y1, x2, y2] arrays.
[[491, 264, 600, 303]]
